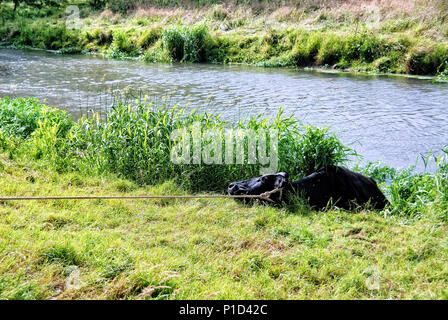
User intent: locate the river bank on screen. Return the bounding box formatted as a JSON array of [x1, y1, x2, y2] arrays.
[[0, 1, 448, 79]]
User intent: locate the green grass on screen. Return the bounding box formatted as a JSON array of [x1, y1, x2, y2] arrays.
[[1, 1, 448, 77], [0, 97, 353, 192], [0, 96, 447, 299], [1, 148, 448, 299]]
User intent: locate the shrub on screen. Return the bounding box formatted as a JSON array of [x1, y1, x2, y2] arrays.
[[142, 40, 172, 63], [291, 32, 322, 67], [58, 101, 353, 191], [387, 168, 438, 216], [372, 51, 402, 73], [162, 25, 208, 62], [0, 98, 356, 192], [7, 21, 80, 51], [89, 28, 113, 46], [316, 34, 346, 65], [293, 125, 355, 176], [89, 0, 107, 10], [108, 30, 139, 57], [0, 99, 350, 191], [182, 25, 207, 63], [437, 60, 448, 81], [137, 26, 162, 49], [406, 44, 448, 75], [0, 97, 73, 139], [107, 0, 137, 14], [162, 26, 185, 61]]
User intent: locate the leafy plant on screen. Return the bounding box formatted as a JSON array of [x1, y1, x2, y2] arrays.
[[162, 25, 208, 62], [0, 97, 73, 139], [108, 30, 139, 58], [437, 60, 448, 81]]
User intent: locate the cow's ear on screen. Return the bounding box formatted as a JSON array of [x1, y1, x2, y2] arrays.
[[274, 172, 288, 188], [278, 172, 288, 179]]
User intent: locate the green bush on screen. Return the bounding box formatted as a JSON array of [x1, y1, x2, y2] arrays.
[[137, 26, 162, 49], [89, 0, 107, 10], [344, 34, 383, 63], [406, 45, 448, 75], [5, 20, 81, 51], [161, 26, 185, 61], [437, 60, 448, 81], [162, 25, 208, 62], [359, 153, 448, 217], [0, 97, 73, 139], [293, 125, 355, 176], [387, 168, 438, 216], [316, 35, 345, 65], [182, 25, 207, 63], [0, 97, 353, 192], [142, 40, 172, 63], [72, 103, 353, 191], [107, 0, 138, 13], [108, 30, 139, 57], [290, 32, 322, 67]]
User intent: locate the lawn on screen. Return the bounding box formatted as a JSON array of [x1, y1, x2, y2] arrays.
[[1, 150, 448, 299]]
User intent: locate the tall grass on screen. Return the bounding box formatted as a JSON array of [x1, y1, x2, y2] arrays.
[[0, 97, 73, 139], [2, 1, 448, 76], [1, 96, 447, 218], [437, 60, 448, 81], [359, 152, 448, 219], [56, 101, 354, 191], [0, 97, 353, 192], [161, 25, 208, 62]]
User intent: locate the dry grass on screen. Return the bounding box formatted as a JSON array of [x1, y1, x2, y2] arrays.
[[117, 0, 448, 39]]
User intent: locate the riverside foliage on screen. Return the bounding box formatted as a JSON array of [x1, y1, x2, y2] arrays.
[[1, 1, 448, 78], [0, 97, 353, 192], [0, 97, 447, 219]]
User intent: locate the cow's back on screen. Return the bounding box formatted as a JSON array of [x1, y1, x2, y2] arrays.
[[292, 166, 389, 210]]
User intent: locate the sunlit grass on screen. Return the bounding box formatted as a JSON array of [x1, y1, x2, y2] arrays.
[[1, 150, 448, 299], [0, 96, 447, 299]]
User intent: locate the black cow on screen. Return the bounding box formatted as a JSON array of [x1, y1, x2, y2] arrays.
[[227, 165, 389, 210]]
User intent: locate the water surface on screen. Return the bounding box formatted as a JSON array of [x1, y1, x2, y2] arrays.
[[1, 48, 447, 170]]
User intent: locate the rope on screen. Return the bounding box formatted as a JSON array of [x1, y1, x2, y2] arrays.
[[0, 188, 283, 203]]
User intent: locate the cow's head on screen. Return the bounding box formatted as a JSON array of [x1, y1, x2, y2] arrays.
[[227, 172, 289, 203]]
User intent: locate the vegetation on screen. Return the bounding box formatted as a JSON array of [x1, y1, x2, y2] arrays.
[[0, 97, 354, 192], [1, 96, 446, 216], [0, 0, 448, 299], [1, 1, 448, 78], [0, 96, 447, 299], [437, 60, 448, 81]]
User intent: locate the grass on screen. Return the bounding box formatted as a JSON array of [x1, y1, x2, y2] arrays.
[[1, 1, 448, 77], [0, 97, 354, 192], [0, 96, 448, 299], [1, 147, 448, 299]]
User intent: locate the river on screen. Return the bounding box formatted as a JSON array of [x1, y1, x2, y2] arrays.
[[1, 48, 447, 170]]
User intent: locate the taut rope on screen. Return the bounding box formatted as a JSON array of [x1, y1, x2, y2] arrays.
[[0, 188, 283, 203]]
